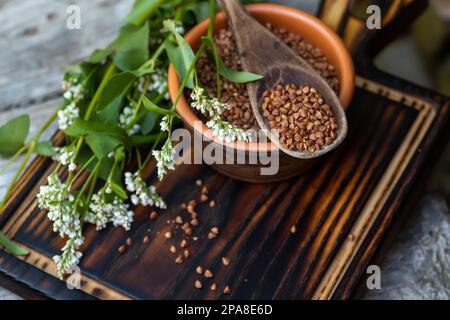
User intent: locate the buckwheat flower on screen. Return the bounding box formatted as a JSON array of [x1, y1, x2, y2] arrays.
[[210, 98, 230, 115], [148, 69, 169, 96], [124, 172, 167, 209], [86, 193, 112, 231], [62, 78, 84, 103], [37, 172, 82, 239], [53, 233, 84, 278], [111, 197, 134, 231], [190, 87, 213, 116], [52, 146, 76, 172], [37, 172, 66, 211], [57, 103, 80, 130], [152, 139, 175, 180], [119, 105, 140, 136], [87, 190, 134, 231], [206, 114, 253, 143], [160, 115, 170, 132]]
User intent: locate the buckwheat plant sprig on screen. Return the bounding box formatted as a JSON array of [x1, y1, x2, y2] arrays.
[[58, 74, 85, 130], [0, 0, 264, 274], [190, 87, 252, 143]]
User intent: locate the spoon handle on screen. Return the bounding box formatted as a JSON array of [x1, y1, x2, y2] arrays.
[[217, 0, 249, 24]]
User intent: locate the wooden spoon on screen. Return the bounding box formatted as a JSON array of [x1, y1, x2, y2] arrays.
[[217, 0, 348, 159]]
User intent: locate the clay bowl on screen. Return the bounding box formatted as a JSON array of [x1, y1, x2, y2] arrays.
[[168, 3, 354, 183]]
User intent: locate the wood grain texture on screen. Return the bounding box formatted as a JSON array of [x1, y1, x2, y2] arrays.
[[2, 0, 450, 300], [0, 0, 134, 113], [1, 74, 447, 300]]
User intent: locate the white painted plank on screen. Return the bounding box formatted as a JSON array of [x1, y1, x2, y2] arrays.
[[0, 0, 134, 111], [0, 0, 134, 300]]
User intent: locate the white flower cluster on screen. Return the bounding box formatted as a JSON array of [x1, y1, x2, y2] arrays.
[[53, 234, 83, 278], [119, 105, 140, 136], [125, 172, 167, 208], [138, 70, 169, 101], [191, 88, 252, 143], [86, 188, 134, 231], [58, 78, 84, 130], [161, 19, 185, 35], [206, 114, 253, 143], [152, 139, 175, 180], [37, 172, 81, 239], [149, 70, 170, 99], [58, 103, 80, 131], [160, 115, 170, 132], [52, 146, 77, 172], [62, 79, 84, 102], [37, 172, 83, 277], [191, 87, 230, 117]]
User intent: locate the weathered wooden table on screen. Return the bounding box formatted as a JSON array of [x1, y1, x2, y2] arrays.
[[1, 0, 449, 300]]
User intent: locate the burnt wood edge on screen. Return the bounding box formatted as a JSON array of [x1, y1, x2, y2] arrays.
[[0, 131, 64, 227], [0, 271, 48, 300], [348, 99, 450, 300], [1, 75, 447, 301], [0, 250, 92, 300], [311, 77, 441, 299], [330, 61, 450, 298]]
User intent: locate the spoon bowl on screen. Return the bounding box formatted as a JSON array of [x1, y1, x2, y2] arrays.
[[218, 0, 348, 159]]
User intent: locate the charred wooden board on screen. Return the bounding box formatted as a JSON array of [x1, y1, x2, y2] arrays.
[[0, 74, 448, 299], [1, 0, 449, 300]]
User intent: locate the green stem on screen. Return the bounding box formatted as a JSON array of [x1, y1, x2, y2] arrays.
[[70, 155, 96, 183], [36, 110, 58, 139], [171, 43, 206, 111], [132, 77, 151, 122], [139, 41, 167, 71], [81, 163, 100, 220], [0, 141, 35, 211], [0, 145, 27, 177], [75, 160, 101, 202], [141, 132, 164, 170], [207, 0, 216, 38], [208, 0, 221, 99], [0, 108, 57, 211], [136, 148, 143, 170], [84, 62, 116, 120], [69, 62, 116, 186]]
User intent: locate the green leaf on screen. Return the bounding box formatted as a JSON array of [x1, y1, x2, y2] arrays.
[[65, 119, 129, 146], [125, 0, 162, 26], [76, 147, 120, 183], [110, 182, 128, 200], [0, 232, 28, 256], [143, 96, 175, 116], [202, 36, 263, 83], [112, 22, 149, 71], [140, 111, 158, 134], [186, 2, 211, 22], [34, 141, 55, 157], [0, 115, 30, 157], [88, 48, 112, 64], [164, 31, 195, 89], [130, 133, 162, 146], [86, 134, 123, 159], [114, 146, 126, 162], [97, 72, 136, 112]]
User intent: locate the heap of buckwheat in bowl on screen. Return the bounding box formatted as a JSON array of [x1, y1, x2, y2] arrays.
[[262, 84, 338, 153], [194, 23, 340, 153]]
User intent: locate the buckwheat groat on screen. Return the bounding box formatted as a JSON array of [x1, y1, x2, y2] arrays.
[[262, 84, 338, 153]]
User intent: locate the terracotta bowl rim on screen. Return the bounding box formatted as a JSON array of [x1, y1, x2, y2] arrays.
[[168, 3, 355, 153]]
